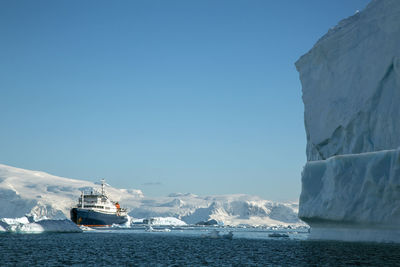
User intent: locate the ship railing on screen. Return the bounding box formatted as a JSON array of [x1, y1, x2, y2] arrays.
[[81, 188, 103, 196]]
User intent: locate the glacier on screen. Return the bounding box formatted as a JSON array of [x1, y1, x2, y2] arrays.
[[296, 0, 400, 242], [0, 163, 304, 228]]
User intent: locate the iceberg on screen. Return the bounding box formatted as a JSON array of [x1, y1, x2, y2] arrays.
[[301, 149, 400, 242], [0, 217, 82, 233], [297, 0, 400, 161], [296, 0, 400, 242]]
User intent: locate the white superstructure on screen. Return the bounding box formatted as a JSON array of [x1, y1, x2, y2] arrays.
[[76, 179, 127, 216]]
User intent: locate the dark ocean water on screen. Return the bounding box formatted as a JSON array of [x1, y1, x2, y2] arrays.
[[1, 230, 400, 266]]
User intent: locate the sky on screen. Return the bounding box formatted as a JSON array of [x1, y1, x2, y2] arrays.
[[0, 0, 370, 201]]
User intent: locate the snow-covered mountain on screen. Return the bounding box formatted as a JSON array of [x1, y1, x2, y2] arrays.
[[0, 163, 303, 227], [130, 193, 300, 226], [0, 164, 143, 219]]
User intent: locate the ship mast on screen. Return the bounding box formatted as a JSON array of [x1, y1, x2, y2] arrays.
[[81, 191, 84, 208], [101, 179, 105, 196]]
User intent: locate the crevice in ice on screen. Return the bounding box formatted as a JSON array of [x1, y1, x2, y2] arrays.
[[308, 58, 399, 160]]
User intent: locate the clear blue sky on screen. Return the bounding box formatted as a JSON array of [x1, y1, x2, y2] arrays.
[[0, 0, 370, 201]]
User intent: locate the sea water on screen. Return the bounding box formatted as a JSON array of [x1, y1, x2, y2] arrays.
[[1, 227, 400, 266]]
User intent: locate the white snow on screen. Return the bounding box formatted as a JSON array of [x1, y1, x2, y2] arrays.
[[0, 163, 304, 228], [2, 217, 30, 225], [296, 0, 400, 242], [130, 194, 303, 227], [147, 217, 187, 226], [0, 163, 143, 219], [0, 216, 82, 233]]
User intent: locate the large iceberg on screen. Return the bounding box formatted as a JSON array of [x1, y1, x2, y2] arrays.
[[296, 0, 400, 242]]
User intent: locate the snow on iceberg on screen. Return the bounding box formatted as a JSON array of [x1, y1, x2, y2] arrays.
[[296, 0, 400, 242], [0, 217, 82, 233]]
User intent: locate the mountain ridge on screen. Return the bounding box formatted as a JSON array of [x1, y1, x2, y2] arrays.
[[0, 163, 303, 226]]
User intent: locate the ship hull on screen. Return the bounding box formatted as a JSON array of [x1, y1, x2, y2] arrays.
[[70, 208, 128, 227]]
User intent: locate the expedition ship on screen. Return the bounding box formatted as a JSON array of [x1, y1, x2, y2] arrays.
[[70, 179, 128, 227]]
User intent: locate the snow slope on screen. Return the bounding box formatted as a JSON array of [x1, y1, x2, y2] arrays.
[[0, 163, 143, 219], [0, 163, 303, 227], [296, 0, 400, 242]]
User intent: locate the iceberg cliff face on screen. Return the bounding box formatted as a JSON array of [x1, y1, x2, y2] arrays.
[[296, 0, 400, 161], [297, 0, 400, 242], [300, 148, 400, 242]]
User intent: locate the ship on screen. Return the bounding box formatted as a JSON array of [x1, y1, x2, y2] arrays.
[[70, 179, 128, 227]]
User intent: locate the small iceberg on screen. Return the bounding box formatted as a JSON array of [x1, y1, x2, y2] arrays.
[[222, 231, 233, 240], [142, 217, 186, 226], [268, 232, 289, 238], [79, 225, 95, 231], [145, 225, 171, 232], [0, 217, 82, 233], [201, 230, 233, 239]]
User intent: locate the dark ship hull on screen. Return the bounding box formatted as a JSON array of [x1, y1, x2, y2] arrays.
[[70, 208, 128, 226]]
